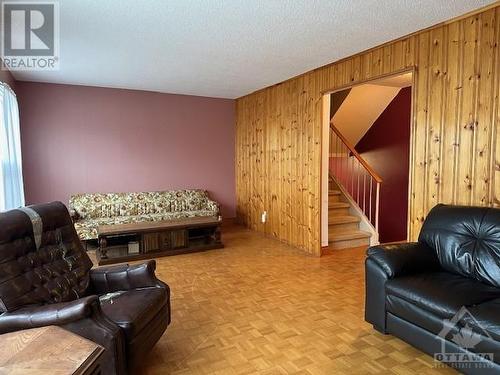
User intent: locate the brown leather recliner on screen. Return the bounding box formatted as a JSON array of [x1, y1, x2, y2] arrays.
[[0, 201, 171, 374]]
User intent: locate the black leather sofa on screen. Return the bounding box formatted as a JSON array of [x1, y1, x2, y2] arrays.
[[365, 204, 500, 374]]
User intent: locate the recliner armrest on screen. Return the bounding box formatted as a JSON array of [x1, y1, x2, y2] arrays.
[[68, 208, 80, 221], [367, 242, 440, 279], [0, 295, 99, 334], [90, 260, 165, 294]]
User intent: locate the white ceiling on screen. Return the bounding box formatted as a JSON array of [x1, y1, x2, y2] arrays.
[[12, 0, 495, 99]]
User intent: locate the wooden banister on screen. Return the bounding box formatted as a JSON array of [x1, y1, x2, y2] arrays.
[[329, 122, 383, 183]]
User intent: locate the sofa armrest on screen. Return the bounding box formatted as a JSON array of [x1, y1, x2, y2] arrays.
[[367, 242, 440, 279], [204, 199, 220, 215], [90, 260, 165, 294], [0, 295, 99, 334], [365, 242, 440, 333]]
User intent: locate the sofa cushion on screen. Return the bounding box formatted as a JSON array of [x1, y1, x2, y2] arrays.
[[100, 287, 168, 340], [70, 190, 219, 241], [387, 291, 500, 366], [120, 192, 173, 216], [449, 300, 500, 365], [169, 190, 208, 211], [463, 298, 500, 342], [385, 272, 500, 319], [70, 192, 168, 219], [386, 305, 500, 366], [70, 190, 214, 220], [419, 204, 500, 287], [386, 294, 447, 336], [70, 193, 123, 219]]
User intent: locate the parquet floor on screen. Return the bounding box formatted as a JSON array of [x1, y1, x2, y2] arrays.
[[98, 225, 455, 374]]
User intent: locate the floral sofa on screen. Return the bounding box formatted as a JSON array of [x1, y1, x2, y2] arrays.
[[69, 190, 220, 241]]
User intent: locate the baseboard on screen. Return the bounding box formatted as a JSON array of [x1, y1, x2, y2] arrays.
[[320, 246, 331, 256]]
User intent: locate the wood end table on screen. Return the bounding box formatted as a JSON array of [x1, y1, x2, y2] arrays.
[[0, 325, 104, 374]]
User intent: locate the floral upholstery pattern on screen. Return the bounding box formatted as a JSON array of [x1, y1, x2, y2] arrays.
[[69, 190, 220, 240]]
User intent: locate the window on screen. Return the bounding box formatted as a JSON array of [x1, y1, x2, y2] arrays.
[[0, 82, 24, 211]]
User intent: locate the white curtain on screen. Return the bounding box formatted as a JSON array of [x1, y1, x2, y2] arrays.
[[0, 83, 24, 211]]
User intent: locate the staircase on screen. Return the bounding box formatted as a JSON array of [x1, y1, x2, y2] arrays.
[[326, 91, 382, 250], [328, 179, 371, 249]]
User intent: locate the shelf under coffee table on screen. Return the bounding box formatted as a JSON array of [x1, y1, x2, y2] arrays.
[[97, 216, 223, 265]]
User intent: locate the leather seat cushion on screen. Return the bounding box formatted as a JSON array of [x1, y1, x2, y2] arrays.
[[386, 294, 446, 336], [387, 296, 500, 365], [100, 287, 168, 339], [463, 298, 500, 341], [456, 299, 500, 365], [386, 272, 500, 319]]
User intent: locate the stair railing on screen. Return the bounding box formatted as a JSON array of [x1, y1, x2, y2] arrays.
[[329, 122, 382, 232]]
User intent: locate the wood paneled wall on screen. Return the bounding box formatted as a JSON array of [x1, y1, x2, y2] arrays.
[[235, 5, 500, 255]]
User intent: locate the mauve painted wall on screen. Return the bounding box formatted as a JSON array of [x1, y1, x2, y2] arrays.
[[16, 82, 236, 217], [355, 87, 411, 243]]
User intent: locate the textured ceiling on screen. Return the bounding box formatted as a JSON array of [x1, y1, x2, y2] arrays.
[[11, 0, 495, 98]]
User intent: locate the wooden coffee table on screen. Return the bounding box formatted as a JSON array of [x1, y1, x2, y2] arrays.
[[97, 216, 223, 265]]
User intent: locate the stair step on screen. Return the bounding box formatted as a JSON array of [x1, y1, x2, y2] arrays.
[[329, 230, 371, 242], [328, 192, 341, 203], [329, 215, 360, 225], [328, 202, 350, 209], [328, 236, 370, 250], [328, 204, 350, 216], [328, 230, 371, 249], [328, 220, 360, 234], [329, 190, 341, 196]]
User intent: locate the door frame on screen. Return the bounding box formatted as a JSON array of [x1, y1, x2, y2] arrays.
[[320, 67, 416, 250]]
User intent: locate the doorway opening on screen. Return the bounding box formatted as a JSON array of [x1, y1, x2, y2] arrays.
[[321, 71, 414, 250]]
